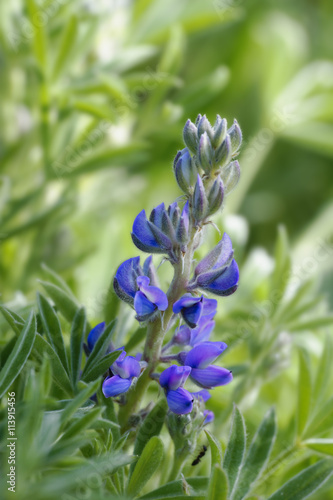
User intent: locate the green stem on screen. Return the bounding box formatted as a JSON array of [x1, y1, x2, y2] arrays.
[[168, 449, 188, 482], [118, 234, 196, 428]]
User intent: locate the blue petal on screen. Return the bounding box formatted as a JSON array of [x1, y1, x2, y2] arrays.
[[137, 277, 168, 311], [143, 255, 160, 287], [181, 301, 203, 328], [134, 291, 157, 317], [166, 387, 194, 414], [87, 322, 106, 351], [159, 365, 191, 391], [102, 375, 132, 397], [203, 410, 215, 425], [112, 354, 141, 379], [192, 389, 211, 402], [114, 257, 141, 304], [181, 201, 190, 233], [201, 259, 239, 296], [202, 298, 217, 317], [174, 325, 191, 345], [190, 366, 233, 388], [149, 203, 165, 229], [185, 342, 227, 369], [132, 210, 162, 253], [194, 233, 233, 276], [190, 319, 215, 346], [173, 294, 202, 314]]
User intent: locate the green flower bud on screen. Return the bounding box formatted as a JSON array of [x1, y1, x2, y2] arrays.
[[198, 132, 214, 174], [207, 176, 224, 216], [193, 174, 208, 223], [215, 135, 232, 167], [197, 115, 213, 140], [183, 119, 198, 154], [212, 115, 227, 149], [228, 119, 242, 154], [222, 160, 240, 195], [173, 148, 198, 194]]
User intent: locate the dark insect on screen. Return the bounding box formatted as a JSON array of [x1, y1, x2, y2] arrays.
[[191, 445, 207, 466]]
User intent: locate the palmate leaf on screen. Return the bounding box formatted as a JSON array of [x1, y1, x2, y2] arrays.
[[81, 320, 117, 377], [305, 439, 333, 457], [138, 477, 208, 499], [127, 436, 164, 497], [267, 459, 333, 500], [70, 307, 86, 388], [0, 312, 37, 398], [232, 408, 277, 500], [130, 398, 168, 475], [0, 305, 25, 335], [38, 280, 82, 324], [207, 465, 228, 500], [33, 334, 73, 396], [205, 430, 223, 467], [297, 348, 312, 437], [223, 405, 246, 494], [37, 292, 69, 372]]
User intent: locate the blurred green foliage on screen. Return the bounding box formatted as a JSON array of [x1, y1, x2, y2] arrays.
[[0, 0, 333, 499]]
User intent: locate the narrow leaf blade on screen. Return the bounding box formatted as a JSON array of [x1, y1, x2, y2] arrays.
[[127, 436, 164, 496], [223, 405, 246, 494]]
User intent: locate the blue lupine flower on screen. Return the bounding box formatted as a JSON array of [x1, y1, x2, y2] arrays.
[[190, 366, 233, 389], [134, 276, 168, 321], [159, 365, 191, 391], [203, 410, 214, 425], [131, 202, 191, 262], [102, 350, 141, 398], [188, 232, 239, 296], [113, 256, 168, 322], [178, 341, 232, 389], [166, 387, 194, 415], [182, 342, 227, 369], [86, 321, 106, 352], [192, 389, 211, 402], [189, 317, 215, 346], [173, 295, 217, 329]]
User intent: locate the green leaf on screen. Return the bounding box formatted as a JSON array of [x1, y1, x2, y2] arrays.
[[305, 439, 333, 456], [232, 408, 277, 500], [59, 407, 103, 442], [138, 477, 208, 499], [37, 292, 69, 372], [41, 262, 77, 299], [207, 465, 228, 500], [0, 305, 25, 335], [130, 398, 168, 475], [81, 320, 117, 377], [297, 348, 312, 437], [223, 405, 246, 494], [205, 430, 223, 467], [313, 334, 333, 405], [26, 0, 47, 69], [81, 350, 121, 383], [270, 225, 291, 309], [60, 379, 101, 427], [267, 459, 333, 500], [70, 307, 86, 387], [288, 315, 333, 332], [52, 15, 78, 79], [0, 312, 37, 398], [304, 396, 333, 438], [127, 436, 164, 496], [38, 280, 81, 324], [33, 334, 73, 396]]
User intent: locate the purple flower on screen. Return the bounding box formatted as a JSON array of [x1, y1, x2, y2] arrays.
[[131, 202, 191, 262], [166, 387, 194, 415], [173, 295, 217, 329], [113, 257, 168, 322], [159, 365, 191, 391], [183, 342, 227, 369], [87, 322, 106, 352], [134, 276, 168, 321], [190, 366, 233, 389], [102, 350, 141, 398], [173, 294, 203, 328], [203, 410, 215, 425], [192, 389, 211, 402], [188, 233, 239, 297]]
